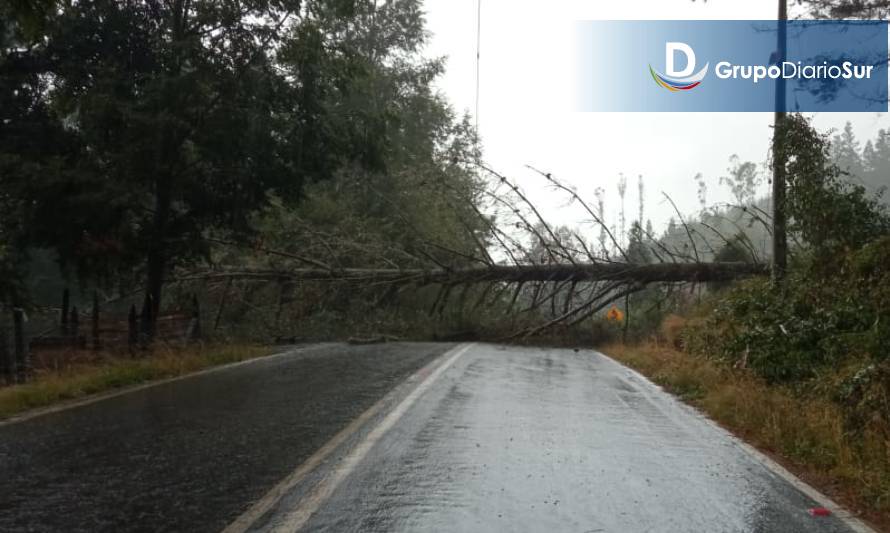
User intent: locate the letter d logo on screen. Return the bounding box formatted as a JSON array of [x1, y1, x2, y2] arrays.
[[666, 42, 696, 77], [649, 42, 709, 92]]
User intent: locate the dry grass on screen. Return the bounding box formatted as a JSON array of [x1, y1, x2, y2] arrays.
[[603, 342, 890, 531], [659, 314, 687, 350], [0, 344, 273, 420]]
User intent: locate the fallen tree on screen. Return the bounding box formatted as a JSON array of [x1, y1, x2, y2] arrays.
[[193, 261, 767, 286], [187, 164, 773, 338], [183, 261, 767, 339], [174, 165, 776, 339]]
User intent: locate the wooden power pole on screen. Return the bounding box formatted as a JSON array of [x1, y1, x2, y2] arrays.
[[771, 0, 788, 284]]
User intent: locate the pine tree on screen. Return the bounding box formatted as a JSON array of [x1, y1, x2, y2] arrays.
[[831, 122, 865, 181]]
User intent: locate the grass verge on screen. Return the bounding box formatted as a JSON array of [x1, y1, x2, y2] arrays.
[[0, 344, 274, 421], [602, 342, 890, 532]]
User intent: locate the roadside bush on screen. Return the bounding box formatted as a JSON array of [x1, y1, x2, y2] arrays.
[[679, 236, 890, 452], [837, 360, 890, 439], [683, 116, 890, 384], [690, 237, 888, 379]]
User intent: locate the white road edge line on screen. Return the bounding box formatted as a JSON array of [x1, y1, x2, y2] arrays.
[[222, 342, 474, 533], [0, 344, 327, 428], [732, 439, 876, 533], [603, 351, 877, 533]]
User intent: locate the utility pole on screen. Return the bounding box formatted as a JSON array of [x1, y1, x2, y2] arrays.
[[771, 0, 788, 284]]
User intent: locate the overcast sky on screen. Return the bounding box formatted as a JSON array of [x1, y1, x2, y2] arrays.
[[421, 0, 890, 234]]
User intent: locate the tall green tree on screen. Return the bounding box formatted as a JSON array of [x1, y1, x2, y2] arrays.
[[777, 114, 889, 254], [2, 0, 392, 328], [806, 0, 890, 17], [0, 0, 72, 305], [626, 222, 651, 265], [861, 129, 890, 200], [831, 122, 865, 181]]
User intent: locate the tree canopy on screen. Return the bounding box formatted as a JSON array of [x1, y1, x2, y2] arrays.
[[1, 0, 485, 331]]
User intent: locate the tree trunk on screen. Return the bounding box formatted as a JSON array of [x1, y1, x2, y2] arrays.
[[622, 293, 630, 344], [128, 304, 138, 354], [143, 1, 185, 339], [214, 278, 233, 331], [145, 170, 173, 339], [60, 288, 69, 336], [195, 261, 768, 286], [188, 293, 202, 342], [140, 293, 153, 348], [145, 248, 165, 338], [92, 291, 101, 351]]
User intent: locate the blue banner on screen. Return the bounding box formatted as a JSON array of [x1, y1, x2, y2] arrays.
[[576, 20, 888, 112]]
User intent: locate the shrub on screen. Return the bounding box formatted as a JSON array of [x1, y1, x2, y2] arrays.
[[679, 233, 890, 450]]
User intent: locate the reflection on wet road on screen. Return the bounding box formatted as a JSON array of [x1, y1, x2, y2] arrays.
[[0, 343, 870, 532], [258, 344, 863, 533], [0, 343, 451, 532]]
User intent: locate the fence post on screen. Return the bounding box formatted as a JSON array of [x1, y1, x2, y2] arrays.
[[70, 306, 79, 342], [139, 294, 153, 348], [0, 315, 12, 385], [214, 278, 233, 331], [128, 304, 138, 354], [92, 291, 101, 351], [13, 308, 27, 384], [61, 288, 69, 336], [188, 293, 202, 342]]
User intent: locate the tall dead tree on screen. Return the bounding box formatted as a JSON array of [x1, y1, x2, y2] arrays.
[[595, 188, 607, 256], [618, 174, 628, 250]]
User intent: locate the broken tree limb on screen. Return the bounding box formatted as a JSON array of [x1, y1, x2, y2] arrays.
[[510, 280, 630, 338], [525, 165, 629, 263]]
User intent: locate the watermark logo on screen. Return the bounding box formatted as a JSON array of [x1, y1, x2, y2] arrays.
[[649, 42, 709, 92], [577, 20, 888, 112]]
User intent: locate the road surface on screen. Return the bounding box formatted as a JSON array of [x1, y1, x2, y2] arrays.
[[0, 343, 870, 532]]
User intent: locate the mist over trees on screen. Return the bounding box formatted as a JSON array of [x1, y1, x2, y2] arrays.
[[628, 122, 889, 268]]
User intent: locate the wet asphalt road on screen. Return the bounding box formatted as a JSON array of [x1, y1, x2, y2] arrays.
[[0, 343, 867, 532], [0, 343, 451, 532], [257, 344, 861, 533]]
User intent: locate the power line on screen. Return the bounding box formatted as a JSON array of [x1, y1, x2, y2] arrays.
[[475, 0, 481, 143]]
